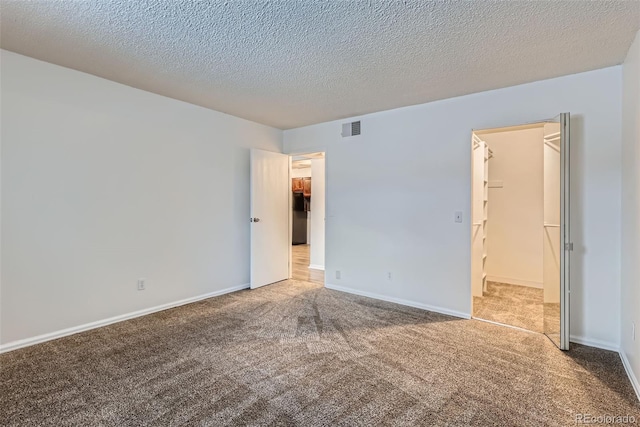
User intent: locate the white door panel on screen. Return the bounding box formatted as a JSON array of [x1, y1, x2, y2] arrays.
[[250, 149, 290, 289], [543, 113, 571, 350]]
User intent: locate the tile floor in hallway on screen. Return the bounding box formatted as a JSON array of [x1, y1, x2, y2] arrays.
[[291, 244, 324, 285]]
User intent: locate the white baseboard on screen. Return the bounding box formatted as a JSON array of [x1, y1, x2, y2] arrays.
[[0, 283, 250, 354], [324, 283, 471, 320], [308, 264, 325, 271], [569, 335, 619, 352], [486, 275, 543, 289], [620, 350, 640, 402]]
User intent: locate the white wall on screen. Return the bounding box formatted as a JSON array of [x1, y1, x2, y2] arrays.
[[291, 167, 311, 178], [284, 66, 622, 349], [309, 158, 325, 270], [0, 51, 283, 347], [482, 128, 544, 288], [621, 30, 640, 397]]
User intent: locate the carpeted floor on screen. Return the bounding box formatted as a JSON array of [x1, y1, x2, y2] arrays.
[[473, 281, 544, 332], [1, 280, 638, 426]]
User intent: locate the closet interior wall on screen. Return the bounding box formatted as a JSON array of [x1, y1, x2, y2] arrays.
[[481, 127, 544, 288]]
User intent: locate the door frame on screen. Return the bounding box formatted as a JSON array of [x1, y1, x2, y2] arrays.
[[287, 149, 327, 285], [558, 112, 571, 350], [468, 115, 571, 349]]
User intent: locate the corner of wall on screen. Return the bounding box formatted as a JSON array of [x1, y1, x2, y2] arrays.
[[620, 28, 640, 402]]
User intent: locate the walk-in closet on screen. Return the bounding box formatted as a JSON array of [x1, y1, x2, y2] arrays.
[[471, 121, 564, 340]]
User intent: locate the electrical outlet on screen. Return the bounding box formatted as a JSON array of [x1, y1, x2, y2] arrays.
[[387, 272, 392, 280], [137, 278, 146, 291], [336, 270, 341, 280]]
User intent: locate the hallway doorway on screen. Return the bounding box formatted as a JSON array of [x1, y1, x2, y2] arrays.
[[290, 152, 325, 285]]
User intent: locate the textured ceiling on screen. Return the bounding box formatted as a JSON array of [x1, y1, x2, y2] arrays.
[[1, 1, 639, 129]]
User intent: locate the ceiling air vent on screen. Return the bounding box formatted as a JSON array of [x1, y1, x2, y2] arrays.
[[341, 121, 361, 137]]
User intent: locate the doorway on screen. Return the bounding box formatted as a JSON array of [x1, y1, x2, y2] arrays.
[[290, 152, 325, 285], [248, 148, 327, 289], [470, 115, 570, 350]]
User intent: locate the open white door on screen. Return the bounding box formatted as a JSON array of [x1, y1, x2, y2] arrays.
[[543, 113, 571, 350], [250, 149, 290, 289]]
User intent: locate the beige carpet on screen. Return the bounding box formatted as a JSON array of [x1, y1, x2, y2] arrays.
[[473, 281, 544, 332], [1, 280, 638, 426]]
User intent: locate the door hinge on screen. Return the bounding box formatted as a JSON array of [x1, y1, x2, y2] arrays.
[[565, 242, 574, 251]]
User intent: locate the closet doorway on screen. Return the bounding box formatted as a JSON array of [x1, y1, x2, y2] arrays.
[[470, 115, 571, 350], [290, 152, 325, 285]]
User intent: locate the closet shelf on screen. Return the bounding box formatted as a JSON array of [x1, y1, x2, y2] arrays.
[[472, 134, 490, 298], [545, 131, 561, 139]]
